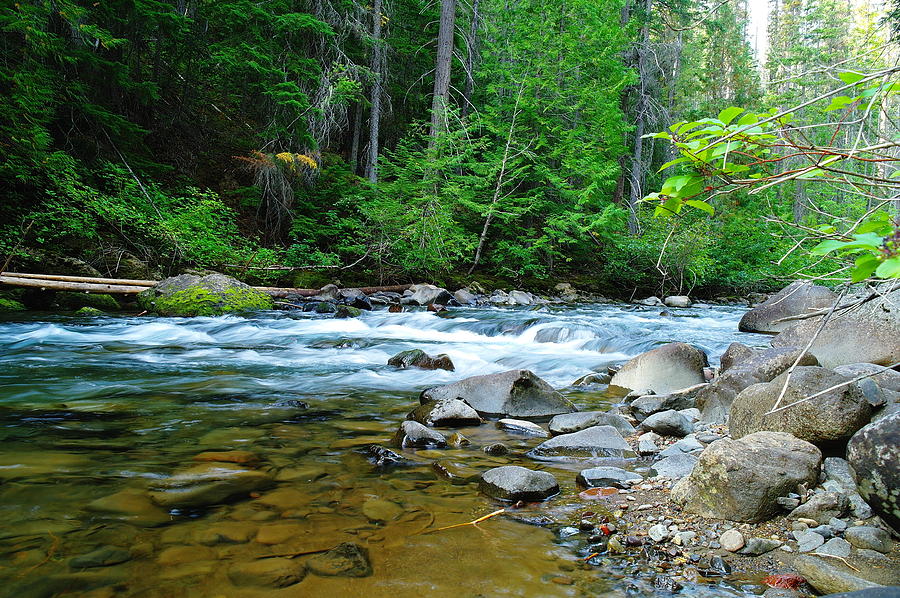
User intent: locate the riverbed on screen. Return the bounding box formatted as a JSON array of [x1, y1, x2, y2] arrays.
[[0, 303, 769, 597]]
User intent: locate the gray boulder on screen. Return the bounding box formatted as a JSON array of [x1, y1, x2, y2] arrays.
[[392, 421, 448, 449], [664, 295, 692, 308], [453, 289, 477, 305], [729, 367, 874, 446], [720, 342, 755, 372], [479, 466, 559, 501], [420, 370, 575, 419], [650, 453, 698, 480], [137, 273, 273, 317], [698, 347, 819, 424], [572, 372, 613, 386], [823, 457, 874, 520], [641, 409, 694, 437], [847, 412, 900, 533], [576, 466, 642, 488], [789, 491, 849, 524], [793, 555, 880, 595], [507, 290, 535, 305], [548, 411, 635, 436], [819, 590, 900, 598], [670, 431, 821, 522], [407, 399, 481, 427], [770, 287, 900, 368], [738, 281, 837, 334], [526, 425, 634, 460], [844, 526, 893, 554], [630, 384, 705, 421], [638, 296, 664, 306], [834, 363, 900, 393], [610, 343, 708, 395], [409, 284, 454, 306], [388, 349, 454, 371]]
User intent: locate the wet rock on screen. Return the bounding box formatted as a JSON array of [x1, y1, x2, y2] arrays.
[[670, 431, 821, 522], [650, 453, 698, 480], [548, 411, 635, 436], [844, 526, 892, 553], [572, 372, 612, 386], [847, 412, 900, 532], [70, 546, 131, 569], [362, 498, 403, 522], [157, 545, 216, 566], [793, 555, 880, 595], [334, 305, 362, 318], [453, 289, 477, 305], [739, 537, 782, 555], [576, 467, 642, 489], [359, 445, 409, 469], [664, 295, 692, 308], [392, 421, 448, 449], [697, 348, 819, 424], [388, 349, 455, 371], [255, 523, 307, 545], [483, 443, 509, 456], [609, 343, 708, 395], [147, 462, 274, 508], [407, 399, 480, 427], [313, 284, 341, 301], [307, 542, 372, 577], [638, 432, 661, 455], [194, 521, 258, 545], [421, 369, 575, 419], [479, 466, 559, 501], [720, 529, 745, 552], [789, 492, 849, 524], [820, 590, 900, 598], [85, 488, 171, 527], [507, 290, 535, 305], [526, 425, 634, 460], [629, 385, 705, 420], [408, 284, 454, 306], [638, 296, 664, 306], [697, 554, 731, 576], [816, 537, 852, 558], [192, 450, 260, 465], [738, 281, 837, 334], [729, 366, 873, 446], [823, 457, 874, 519], [137, 273, 273, 316], [447, 432, 470, 448], [228, 558, 306, 588], [338, 288, 372, 310], [497, 418, 548, 437], [641, 409, 694, 437]]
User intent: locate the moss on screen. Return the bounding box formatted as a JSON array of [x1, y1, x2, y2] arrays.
[[56, 292, 121, 311], [75, 306, 105, 316], [139, 285, 273, 317], [334, 305, 361, 318], [0, 298, 26, 312]]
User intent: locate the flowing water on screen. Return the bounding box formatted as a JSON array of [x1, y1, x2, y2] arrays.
[[0, 303, 769, 598]]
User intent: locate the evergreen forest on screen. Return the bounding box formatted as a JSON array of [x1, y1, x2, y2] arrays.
[[2, 0, 899, 296]]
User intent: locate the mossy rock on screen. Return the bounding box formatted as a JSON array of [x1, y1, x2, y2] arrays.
[[0, 298, 26, 312], [75, 306, 105, 316], [334, 305, 362, 318], [138, 273, 273, 317], [56, 292, 120, 311]]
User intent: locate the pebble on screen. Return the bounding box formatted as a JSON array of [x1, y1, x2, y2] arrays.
[[815, 537, 851, 558], [827, 517, 848, 533], [648, 524, 669, 542], [720, 529, 745, 552]]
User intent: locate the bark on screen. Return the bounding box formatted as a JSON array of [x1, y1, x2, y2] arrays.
[[461, 0, 480, 118], [429, 0, 457, 142], [0, 272, 155, 285], [366, 0, 384, 183], [349, 101, 363, 175], [626, 0, 653, 235]]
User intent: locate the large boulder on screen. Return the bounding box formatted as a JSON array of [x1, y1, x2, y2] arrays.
[[697, 347, 819, 424], [408, 284, 454, 306], [479, 466, 559, 501], [526, 425, 634, 460], [138, 273, 272, 316], [728, 366, 874, 446], [738, 281, 837, 334], [670, 431, 822, 522], [609, 343, 708, 395], [770, 287, 900, 368], [847, 412, 900, 533], [420, 370, 575, 419]]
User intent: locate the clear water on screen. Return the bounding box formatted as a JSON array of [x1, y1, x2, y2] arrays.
[[0, 303, 768, 597]]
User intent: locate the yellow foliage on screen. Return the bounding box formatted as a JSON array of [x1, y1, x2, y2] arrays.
[[274, 152, 318, 172]]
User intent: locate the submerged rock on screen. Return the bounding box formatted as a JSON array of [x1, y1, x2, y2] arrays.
[[85, 488, 171, 527], [137, 273, 272, 316], [847, 412, 900, 532], [228, 558, 306, 588], [147, 462, 274, 508], [610, 343, 708, 395], [69, 546, 132, 569], [388, 349, 455, 371], [526, 425, 634, 460], [306, 542, 372, 577], [421, 369, 575, 419], [479, 466, 559, 501]]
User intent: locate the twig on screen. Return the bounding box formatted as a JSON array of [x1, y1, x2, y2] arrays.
[[766, 360, 900, 415], [427, 508, 506, 533], [814, 553, 860, 572]]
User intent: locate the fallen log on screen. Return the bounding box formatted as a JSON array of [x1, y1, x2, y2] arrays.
[[2, 272, 157, 286], [0, 276, 150, 294], [257, 283, 413, 299]]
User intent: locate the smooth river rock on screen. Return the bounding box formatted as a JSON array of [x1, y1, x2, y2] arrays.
[[392, 421, 448, 449], [228, 558, 306, 588], [479, 466, 559, 501], [389, 349, 455, 371], [610, 343, 708, 395], [738, 281, 836, 334], [306, 542, 372, 577], [526, 425, 634, 460], [548, 411, 635, 436], [407, 399, 481, 427], [576, 466, 642, 489], [641, 409, 693, 437]]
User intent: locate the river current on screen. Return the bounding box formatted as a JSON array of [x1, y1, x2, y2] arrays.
[[0, 303, 768, 597]]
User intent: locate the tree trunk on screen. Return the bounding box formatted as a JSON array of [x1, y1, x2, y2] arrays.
[[366, 0, 385, 183], [429, 0, 457, 142], [461, 0, 480, 118], [626, 0, 653, 235], [350, 101, 363, 175]]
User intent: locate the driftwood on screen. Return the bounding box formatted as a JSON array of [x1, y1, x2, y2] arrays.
[[1, 272, 413, 298]]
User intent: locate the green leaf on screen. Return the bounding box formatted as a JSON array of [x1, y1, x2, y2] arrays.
[[718, 107, 744, 126], [825, 96, 856, 112], [810, 232, 884, 255], [852, 254, 880, 282], [657, 156, 690, 172], [736, 112, 759, 126], [856, 212, 892, 234], [797, 168, 826, 180], [654, 196, 682, 218], [875, 257, 900, 278], [838, 71, 865, 84], [684, 199, 714, 216]]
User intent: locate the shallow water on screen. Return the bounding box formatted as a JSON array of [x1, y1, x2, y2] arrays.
[[0, 303, 768, 597]]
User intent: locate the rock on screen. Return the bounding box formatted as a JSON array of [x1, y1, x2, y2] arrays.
[[847, 412, 900, 532], [670, 431, 821, 522], [739, 281, 837, 334], [314, 284, 341, 301], [548, 411, 635, 436], [819, 590, 900, 598], [479, 466, 559, 501], [789, 492, 849, 524], [641, 409, 694, 437], [306, 543, 372, 577], [729, 366, 873, 446], [408, 284, 454, 306], [638, 432, 661, 455], [823, 457, 874, 519], [739, 537, 782, 555], [147, 462, 274, 509], [407, 399, 480, 427], [770, 287, 900, 368], [497, 419, 548, 437], [697, 347, 819, 424], [658, 436, 703, 457], [483, 443, 510, 456], [193, 450, 260, 465], [70, 546, 131, 569], [554, 282, 578, 299], [720, 342, 755, 372], [421, 369, 575, 419], [638, 296, 664, 306], [834, 363, 900, 393], [629, 384, 705, 420], [392, 421, 447, 449], [507, 290, 534, 305], [664, 295, 692, 308], [157, 544, 216, 566], [335, 305, 362, 318], [228, 558, 306, 588], [793, 555, 880, 595], [85, 489, 171, 527], [137, 273, 272, 316], [338, 288, 372, 310], [650, 453, 698, 479], [359, 445, 409, 469], [193, 521, 258, 545], [816, 537, 852, 558], [447, 432, 470, 448], [797, 530, 826, 552], [526, 425, 634, 460], [388, 349, 455, 371], [844, 526, 892, 553], [74, 306, 104, 316], [362, 498, 403, 522], [576, 467, 643, 489], [572, 372, 612, 386], [720, 529, 745, 552], [610, 343, 708, 395], [648, 524, 669, 542], [453, 289, 477, 305]]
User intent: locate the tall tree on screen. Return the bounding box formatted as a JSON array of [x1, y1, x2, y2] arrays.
[[430, 0, 457, 141]]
